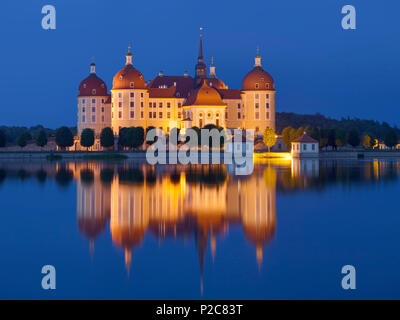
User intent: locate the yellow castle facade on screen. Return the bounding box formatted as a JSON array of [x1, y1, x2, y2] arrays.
[[77, 35, 276, 140]]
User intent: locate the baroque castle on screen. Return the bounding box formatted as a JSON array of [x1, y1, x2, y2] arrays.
[[77, 34, 276, 148]]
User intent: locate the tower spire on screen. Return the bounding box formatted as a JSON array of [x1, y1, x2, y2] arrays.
[[254, 46, 262, 67], [198, 27, 204, 62], [209, 56, 216, 77], [90, 57, 96, 74], [126, 43, 133, 66], [195, 27, 207, 85]]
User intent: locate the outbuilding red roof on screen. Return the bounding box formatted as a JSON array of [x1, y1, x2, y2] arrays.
[[293, 134, 318, 143]]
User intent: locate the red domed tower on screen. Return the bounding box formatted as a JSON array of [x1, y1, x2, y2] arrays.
[[241, 48, 276, 135], [77, 62, 111, 137], [111, 46, 148, 134]]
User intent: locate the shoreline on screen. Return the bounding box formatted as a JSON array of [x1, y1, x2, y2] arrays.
[[1, 150, 400, 160]]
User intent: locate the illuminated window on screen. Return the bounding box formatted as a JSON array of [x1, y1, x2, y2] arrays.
[[167, 102, 171, 108], [118, 112, 122, 119], [82, 99, 85, 104], [178, 103, 182, 108], [153, 112, 156, 118], [225, 112, 228, 119], [118, 93, 122, 98], [207, 112, 212, 119], [83, 84, 87, 88], [178, 112, 181, 118], [119, 102, 122, 108], [82, 107, 85, 113], [92, 107, 95, 113], [266, 112, 269, 119], [149, 112, 152, 118], [102, 116, 105, 122], [141, 102, 144, 108], [255, 94, 259, 99], [238, 112, 241, 119], [159, 112, 163, 118], [237, 103, 241, 109], [255, 103, 259, 109], [159, 102, 163, 108], [141, 93, 144, 98], [149, 102, 152, 108], [153, 102, 156, 108], [265, 83, 270, 89], [141, 112, 144, 118], [266, 94, 269, 99], [167, 112, 170, 119], [92, 99, 96, 104]]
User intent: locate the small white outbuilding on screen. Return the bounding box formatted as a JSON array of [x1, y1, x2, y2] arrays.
[[291, 133, 319, 158]]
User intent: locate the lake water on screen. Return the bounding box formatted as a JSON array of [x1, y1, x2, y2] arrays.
[[0, 158, 399, 299]]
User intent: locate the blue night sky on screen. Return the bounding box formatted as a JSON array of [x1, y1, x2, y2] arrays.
[[0, 0, 399, 128]]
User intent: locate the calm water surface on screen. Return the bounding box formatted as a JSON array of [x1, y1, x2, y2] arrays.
[[0, 158, 399, 299]]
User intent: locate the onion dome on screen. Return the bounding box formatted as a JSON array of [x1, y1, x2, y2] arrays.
[[242, 48, 274, 90], [207, 57, 227, 89], [184, 80, 225, 106], [112, 46, 146, 90], [78, 62, 108, 96], [206, 78, 227, 90]]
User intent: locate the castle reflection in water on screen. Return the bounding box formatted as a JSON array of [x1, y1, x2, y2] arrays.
[[0, 157, 399, 282], [73, 161, 277, 277]]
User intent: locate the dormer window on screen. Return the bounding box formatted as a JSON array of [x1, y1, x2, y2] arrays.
[[177, 92, 180, 97], [92, 89, 96, 95], [83, 84, 87, 88], [265, 83, 270, 89], [255, 83, 259, 89], [101, 84, 104, 88], [130, 82, 134, 88], [119, 75, 123, 80]]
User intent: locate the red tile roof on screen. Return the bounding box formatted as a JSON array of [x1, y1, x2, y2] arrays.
[[218, 89, 242, 100], [146, 75, 193, 98], [183, 81, 226, 106], [78, 74, 108, 97], [148, 87, 176, 98], [293, 134, 318, 143]]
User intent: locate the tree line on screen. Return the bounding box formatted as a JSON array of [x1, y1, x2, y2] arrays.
[[276, 112, 400, 141], [280, 126, 399, 149]]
